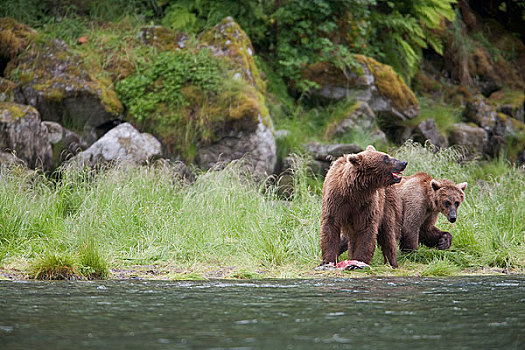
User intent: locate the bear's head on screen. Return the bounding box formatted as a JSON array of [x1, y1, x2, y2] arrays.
[[430, 179, 467, 223], [346, 145, 408, 186]]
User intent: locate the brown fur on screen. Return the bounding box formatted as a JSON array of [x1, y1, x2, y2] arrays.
[[320, 146, 407, 268], [396, 172, 467, 251]]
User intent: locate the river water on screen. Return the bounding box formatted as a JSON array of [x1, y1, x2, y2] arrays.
[[0, 276, 523, 349]]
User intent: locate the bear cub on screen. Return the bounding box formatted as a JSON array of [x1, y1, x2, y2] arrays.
[[320, 145, 407, 268], [396, 172, 467, 251]]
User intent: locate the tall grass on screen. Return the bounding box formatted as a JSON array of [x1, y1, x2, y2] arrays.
[[0, 143, 523, 279]]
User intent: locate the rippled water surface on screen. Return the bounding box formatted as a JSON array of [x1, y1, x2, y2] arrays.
[[0, 276, 523, 349]]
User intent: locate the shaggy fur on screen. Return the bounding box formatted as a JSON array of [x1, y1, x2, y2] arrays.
[[397, 172, 467, 251], [320, 145, 407, 268]]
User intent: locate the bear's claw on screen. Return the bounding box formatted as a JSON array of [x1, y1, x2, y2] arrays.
[[437, 232, 453, 250]]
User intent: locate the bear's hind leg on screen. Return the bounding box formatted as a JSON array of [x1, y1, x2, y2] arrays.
[[350, 221, 378, 265]]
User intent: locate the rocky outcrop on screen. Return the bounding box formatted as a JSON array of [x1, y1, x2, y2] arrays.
[[5, 36, 123, 144], [301, 55, 419, 142], [464, 95, 524, 157], [71, 123, 161, 167], [0, 102, 52, 170]]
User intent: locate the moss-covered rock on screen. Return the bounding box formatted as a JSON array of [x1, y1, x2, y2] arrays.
[[200, 17, 266, 93], [139, 25, 189, 52], [123, 18, 276, 175], [0, 102, 53, 170], [0, 77, 17, 102], [489, 89, 525, 122], [301, 54, 419, 142], [464, 95, 525, 157], [356, 55, 419, 115], [5, 30, 123, 144], [0, 17, 37, 60]]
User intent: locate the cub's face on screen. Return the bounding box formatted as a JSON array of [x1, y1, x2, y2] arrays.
[[347, 145, 408, 186], [431, 180, 468, 223]]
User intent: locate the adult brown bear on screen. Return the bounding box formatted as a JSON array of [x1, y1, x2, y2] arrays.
[[396, 172, 467, 251], [320, 145, 407, 268]]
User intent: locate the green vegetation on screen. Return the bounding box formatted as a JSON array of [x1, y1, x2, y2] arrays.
[[116, 49, 222, 122], [0, 144, 523, 279]]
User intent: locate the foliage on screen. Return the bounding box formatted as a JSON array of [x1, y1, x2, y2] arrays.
[[369, 0, 456, 82], [116, 49, 222, 123], [161, 0, 268, 44], [0, 0, 159, 26], [268, 0, 369, 93]]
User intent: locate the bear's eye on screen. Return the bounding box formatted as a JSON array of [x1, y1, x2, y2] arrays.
[[444, 201, 451, 207], [383, 155, 389, 163], [455, 201, 460, 207]]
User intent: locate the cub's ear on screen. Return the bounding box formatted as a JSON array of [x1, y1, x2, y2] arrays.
[[346, 154, 361, 164], [430, 179, 441, 191], [457, 182, 468, 192], [366, 145, 376, 151]]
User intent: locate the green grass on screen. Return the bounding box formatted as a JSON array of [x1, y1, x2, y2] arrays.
[[0, 144, 523, 279]]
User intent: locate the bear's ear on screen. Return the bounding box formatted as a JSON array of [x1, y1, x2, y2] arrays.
[[346, 154, 361, 164], [430, 179, 441, 191], [366, 145, 376, 152], [456, 182, 468, 192]]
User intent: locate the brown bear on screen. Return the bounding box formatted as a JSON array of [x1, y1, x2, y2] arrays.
[[396, 172, 467, 251], [320, 145, 407, 268]]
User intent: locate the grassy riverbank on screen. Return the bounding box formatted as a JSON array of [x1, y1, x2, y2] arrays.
[[0, 143, 523, 280]]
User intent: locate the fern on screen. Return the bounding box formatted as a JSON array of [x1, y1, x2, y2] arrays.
[[370, 0, 456, 82]]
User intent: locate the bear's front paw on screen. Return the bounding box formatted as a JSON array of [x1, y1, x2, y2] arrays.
[[315, 262, 337, 271], [437, 232, 453, 250]]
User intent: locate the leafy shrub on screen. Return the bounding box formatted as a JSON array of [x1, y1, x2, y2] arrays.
[[116, 49, 222, 123], [369, 0, 456, 82]]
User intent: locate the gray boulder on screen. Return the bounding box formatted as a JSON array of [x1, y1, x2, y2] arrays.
[[0, 102, 53, 170], [449, 123, 488, 157], [72, 123, 161, 167], [196, 115, 276, 176], [412, 118, 447, 147]]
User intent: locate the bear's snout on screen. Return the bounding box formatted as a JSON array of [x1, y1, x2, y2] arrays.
[[394, 160, 408, 172], [448, 215, 457, 223]]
